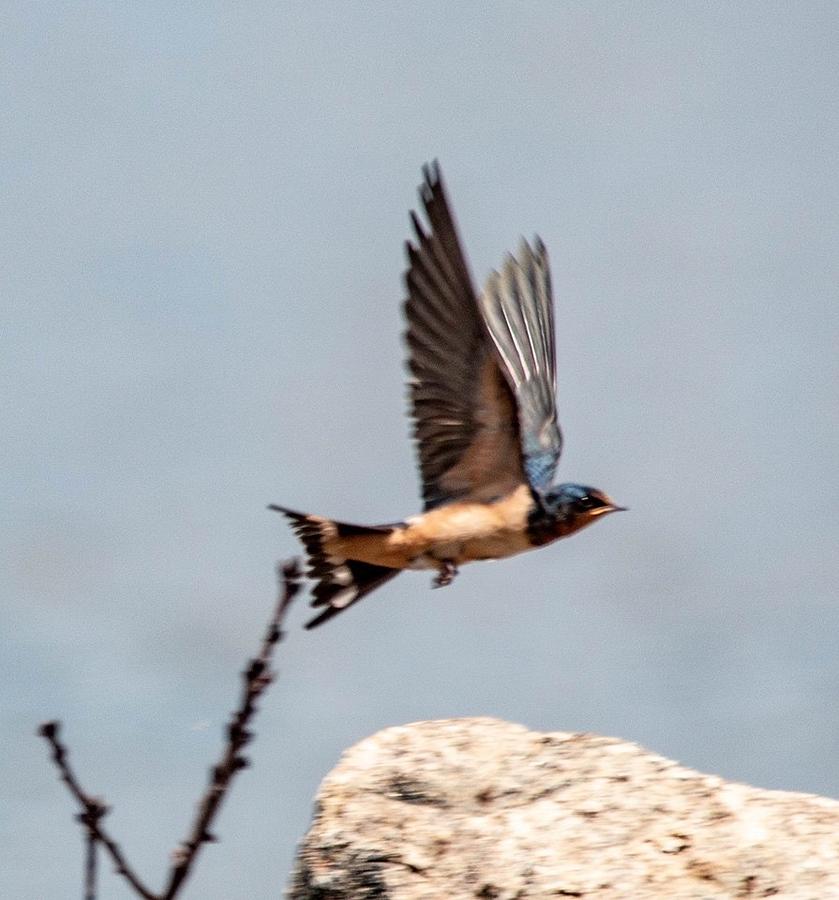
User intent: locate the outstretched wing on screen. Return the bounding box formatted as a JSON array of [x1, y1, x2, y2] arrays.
[[404, 163, 526, 510], [478, 238, 563, 497]]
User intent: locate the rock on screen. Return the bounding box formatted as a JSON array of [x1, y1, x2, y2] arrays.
[[287, 717, 839, 899]]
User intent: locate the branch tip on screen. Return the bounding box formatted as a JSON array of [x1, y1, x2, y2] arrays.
[[281, 558, 301, 582], [38, 720, 60, 740]]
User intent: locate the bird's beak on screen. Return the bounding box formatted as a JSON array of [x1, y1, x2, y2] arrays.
[[589, 502, 627, 517]]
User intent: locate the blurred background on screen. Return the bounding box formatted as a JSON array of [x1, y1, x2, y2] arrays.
[[3, 2, 838, 897]]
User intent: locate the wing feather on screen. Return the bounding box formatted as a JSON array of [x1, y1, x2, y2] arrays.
[[403, 163, 526, 509], [478, 239, 562, 496]]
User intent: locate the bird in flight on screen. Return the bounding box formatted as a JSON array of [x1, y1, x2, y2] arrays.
[[271, 162, 624, 628]]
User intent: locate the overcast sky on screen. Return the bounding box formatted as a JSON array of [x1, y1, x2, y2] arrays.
[[3, 3, 839, 897]]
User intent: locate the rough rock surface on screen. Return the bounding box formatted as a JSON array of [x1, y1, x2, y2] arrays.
[[287, 717, 839, 899]]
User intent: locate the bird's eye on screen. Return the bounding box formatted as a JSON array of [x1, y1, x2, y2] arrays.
[[579, 495, 605, 510]]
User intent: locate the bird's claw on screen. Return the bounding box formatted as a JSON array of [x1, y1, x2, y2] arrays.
[[432, 560, 458, 589]]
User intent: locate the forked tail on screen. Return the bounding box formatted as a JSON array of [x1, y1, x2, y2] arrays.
[[268, 505, 401, 628]]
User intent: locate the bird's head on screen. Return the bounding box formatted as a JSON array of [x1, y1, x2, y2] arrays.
[[539, 483, 626, 537]]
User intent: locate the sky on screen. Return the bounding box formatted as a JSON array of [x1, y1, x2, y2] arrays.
[[3, 2, 838, 897]]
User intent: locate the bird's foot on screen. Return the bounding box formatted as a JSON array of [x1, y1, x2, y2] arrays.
[[432, 560, 458, 589]]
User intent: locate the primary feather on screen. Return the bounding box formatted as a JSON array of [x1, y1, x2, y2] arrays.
[[478, 238, 562, 497], [404, 163, 527, 509]]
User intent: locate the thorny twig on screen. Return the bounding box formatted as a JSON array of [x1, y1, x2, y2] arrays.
[[38, 558, 302, 900]]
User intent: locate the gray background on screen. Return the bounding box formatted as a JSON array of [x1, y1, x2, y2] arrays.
[[3, 2, 838, 897]]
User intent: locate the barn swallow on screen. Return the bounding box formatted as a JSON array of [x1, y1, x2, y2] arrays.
[[271, 162, 624, 628]]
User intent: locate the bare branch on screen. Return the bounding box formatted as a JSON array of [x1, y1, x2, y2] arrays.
[[38, 558, 302, 900], [84, 823, 97, 900], [37, 721, 157, 900], [161, 558, 302, 898]]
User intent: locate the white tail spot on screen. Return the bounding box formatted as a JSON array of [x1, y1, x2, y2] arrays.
[[331, 565, 353, 586], [331, 586, 358, 609]]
